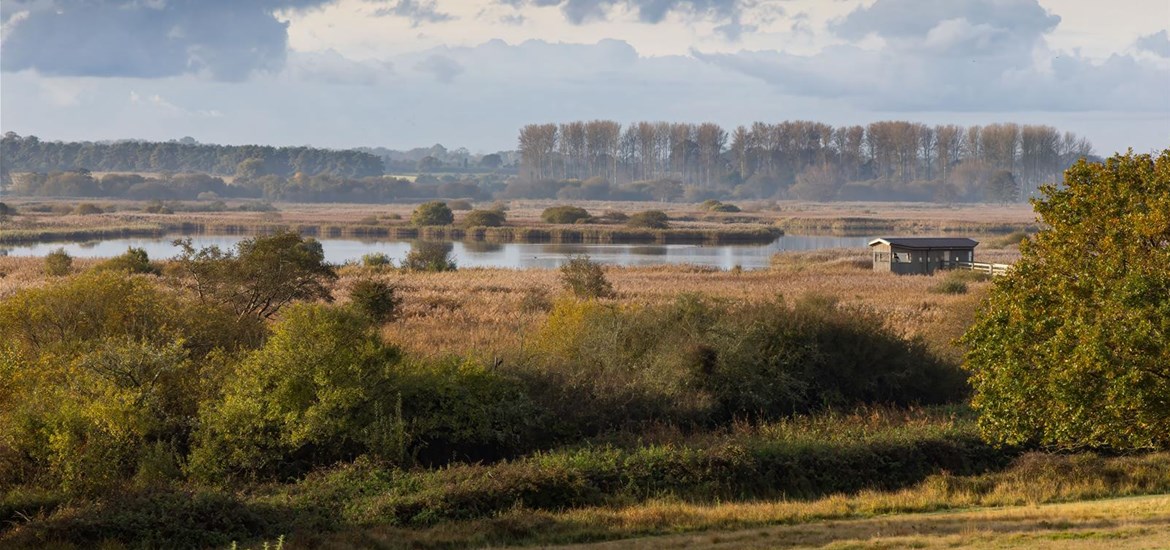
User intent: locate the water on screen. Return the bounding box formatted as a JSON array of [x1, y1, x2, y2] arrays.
[[1, 235, 873, 270]]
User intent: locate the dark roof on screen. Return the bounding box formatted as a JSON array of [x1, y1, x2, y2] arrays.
[[868, 237, 979, 249]]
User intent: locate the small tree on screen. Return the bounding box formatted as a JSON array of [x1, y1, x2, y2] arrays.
[[560, 255, 613, 299], [349, 279, 401, 323], [462, 209, 506, 228], [96, 247, 158, 275], [44, 248, 73, 276], [626, 210, 670, 229], [411, 201, 454, 226], [541, 205, 591, 224], [402, 241, 457, 272], [963, 150, 1170, 450], [172, 231, 337, 321]]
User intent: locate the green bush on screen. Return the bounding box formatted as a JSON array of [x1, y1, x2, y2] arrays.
[[559, 255, 613, 299], [541, 206, 591, 224], [701, 199, 740, 213], [626, 210, 670, 229], [44, 248, 72, 276], [401, 241, 456, 272], [932, 279, 968, 294], [411, 201, 454, 226], [462, 209, 506, 228], [94, 247, 159, 275], [348, 279, 401, 323], [361, 252, 393, 269]]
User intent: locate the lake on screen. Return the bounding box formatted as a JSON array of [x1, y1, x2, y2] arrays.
[[0, 235, 873, 270]]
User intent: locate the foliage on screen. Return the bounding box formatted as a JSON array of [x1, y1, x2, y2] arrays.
[[541, 206, 591, 224], [94, 247, 160, 275], [410, 201, 455, 226], [447, 199, 473, 211], [43, 248, 72, 276], [172, 231, 338, 321], [348, 279, 401, 323], [558, 255, 613, 299], [361, 252, 393, 269], [0, 202, 13, 220], [401, 241, 456, 272], [626, 210, 670, 229], [963, 150, 1170, 450], [73, 203, 103, 215], [701, 199, 741, 212], [461, 209, 506, 227], [189, 304, 403, 480]]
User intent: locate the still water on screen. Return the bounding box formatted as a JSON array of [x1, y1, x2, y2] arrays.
[[1, 235, 872, 270]]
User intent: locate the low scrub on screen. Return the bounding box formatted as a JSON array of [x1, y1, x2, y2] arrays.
[[461, 209, 506, 228], [541, 206, 591, 224], [626, 210, 670, 229]]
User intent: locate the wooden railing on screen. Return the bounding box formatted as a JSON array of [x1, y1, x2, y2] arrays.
[[953, 261, 1012, 276]]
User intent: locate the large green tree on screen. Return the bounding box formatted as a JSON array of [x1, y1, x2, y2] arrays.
[[963, 149, 1170, 449]]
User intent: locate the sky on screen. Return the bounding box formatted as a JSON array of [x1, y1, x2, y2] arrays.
[[1, 0, 1168, 155]]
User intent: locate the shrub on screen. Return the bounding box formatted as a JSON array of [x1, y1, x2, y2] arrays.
[[541, 206, 591, 224], [361, 252, 393, 269], [144, 201, 173, 214], [559, 255, 613, 299], [0, 202, 13, 220], [626, 210, 670, 229], [447, 199, 474, 211], [462, 209, 506, 228], [598, 210, 628, 223], [95, 247, 159, 275], [73, 203, 103, 215], [349, 279, 401, 323], [402, 241, 457, 272], [701, 199, 740, 213], [44, 248, 73, 276], [411, 201, 454, 226]]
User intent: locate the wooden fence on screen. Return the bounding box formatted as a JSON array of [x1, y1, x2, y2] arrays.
[[953, 261, 1012, 276]]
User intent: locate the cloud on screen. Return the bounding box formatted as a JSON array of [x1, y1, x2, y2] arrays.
[[374, 0, 454, 27], [286, 50, 395, 85], [832, 0, 1060, 45], [1135, 30, 1170, 57], [129, 90, 223, 117], [501, 0, 744, 25], [0, 0, 333, 81], [414, 53, 463, 83]]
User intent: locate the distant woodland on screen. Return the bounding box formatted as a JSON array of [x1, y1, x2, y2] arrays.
[[516, 120, 1097, 202], [1, 120, 1096, 204]]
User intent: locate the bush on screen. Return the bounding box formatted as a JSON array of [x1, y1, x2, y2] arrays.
[[402, 241, 456, 272], [361, 252, 393, 269], [932, 280, 968, 294], [598, 210, 628, 223], [411, 201, 454, 226], [349, 279, 401, 323], [447, 199, 473, 211], [44, 248, 72, 276], [701, 199, 740, 212], [462, 209, 506, 228], [73, 203, 103, 215], [94, 247, 159, 275], [559, 255, 613, 299], [0, 202, 14, 220], [541, 206, 591, 224], [626, 210, 670, 229], [144, 201, 173, 214]]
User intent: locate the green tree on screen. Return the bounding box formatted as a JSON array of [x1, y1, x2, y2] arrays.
[[626, 210, 670, 229], [401, 241, 457, 272], [559, 255, 613, 299], [411, 201, 454, 226], [44, 248, 73, 276], [963, 150, 1170, 449], [349, 279, 401, 323], [462, 208, 506, 227], [95, 247, 159, 275], [172, 231, 337, 321]]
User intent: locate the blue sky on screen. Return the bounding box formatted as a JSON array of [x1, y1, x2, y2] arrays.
[[2, 0, 1167, 154]]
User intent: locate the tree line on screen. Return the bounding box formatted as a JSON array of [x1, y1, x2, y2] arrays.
[[1, 133, 386, 179], [517, 120, 1097, 202]]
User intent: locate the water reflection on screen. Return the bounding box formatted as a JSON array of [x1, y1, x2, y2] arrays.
[[1, 234, 874, 270]]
